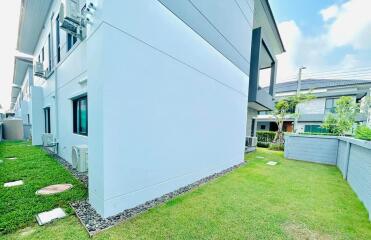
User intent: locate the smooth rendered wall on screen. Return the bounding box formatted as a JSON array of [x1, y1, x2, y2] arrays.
[[88, 0, 251, 217], [32, 0, 88, 162]]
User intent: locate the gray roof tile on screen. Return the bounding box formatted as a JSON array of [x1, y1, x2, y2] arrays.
[[273, 79, 371, 93]]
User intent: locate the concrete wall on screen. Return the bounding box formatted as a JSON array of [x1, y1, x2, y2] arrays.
[[284, 135, 339, 165], [88, 0, 251, 217], [285, 134, 371, 220], [297, 98, 326, 115], [246, 108, 258, 137]]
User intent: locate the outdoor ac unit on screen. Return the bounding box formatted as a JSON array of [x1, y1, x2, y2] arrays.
[[246, 137, 257, 147], [42, 133, 54, 147], [72, 145, 88, 172], [34, 62, 45, 78], [59, 0, 82, 36]]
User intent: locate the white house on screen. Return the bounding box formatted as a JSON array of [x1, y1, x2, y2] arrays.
[[12, 0, 284, 218], [257, 79, 371, 133]]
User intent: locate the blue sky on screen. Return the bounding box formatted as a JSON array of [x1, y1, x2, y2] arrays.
[[269, 0, 371, 82]]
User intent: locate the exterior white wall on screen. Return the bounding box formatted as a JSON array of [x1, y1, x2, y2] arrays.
[[88, 0, 251, 217], [246, 107, 258, 136], [297, 98, 326, 115], [31, 0, 88, 162]]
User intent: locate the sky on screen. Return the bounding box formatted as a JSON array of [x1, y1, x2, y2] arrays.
[[0, 0, 371, 110], [0, 0, 20, 112], [269, 0, 371, 83]]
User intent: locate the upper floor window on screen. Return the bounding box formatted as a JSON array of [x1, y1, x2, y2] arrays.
[[41, 47, 45, 62], [73, 96, 88, 136], [56, 15, 61, 63], [325, 98, 338, 114], [48, 34, 52, 71], [67, 33, 77, 51]]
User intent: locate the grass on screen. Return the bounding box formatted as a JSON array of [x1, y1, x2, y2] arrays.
[[0, 141, 87, 235], [1, 145, 371, 239]]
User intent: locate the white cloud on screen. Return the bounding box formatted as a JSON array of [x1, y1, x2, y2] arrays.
[[320, 5, 339, 22], [276, 0, 371, 82], [326, 0, 371, 49]]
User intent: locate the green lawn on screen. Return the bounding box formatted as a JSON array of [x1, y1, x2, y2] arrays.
[[0, 141, 87, 235], [1, 144, 371, 239]]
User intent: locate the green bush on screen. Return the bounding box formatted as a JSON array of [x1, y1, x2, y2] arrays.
[[355, 125, 371, 141], [268, 143, 284, 151], [257, 131, 276, 143], [257, 142, 270, 148]]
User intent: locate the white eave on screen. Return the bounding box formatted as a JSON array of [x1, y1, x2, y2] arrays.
[[10, 56, 33, 107], [16, 0, 53, 55]]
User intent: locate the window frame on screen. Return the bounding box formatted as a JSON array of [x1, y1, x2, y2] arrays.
[[325, 98, 338, 114], [44, 107, 51, 133], [72, 95, 88, 136]]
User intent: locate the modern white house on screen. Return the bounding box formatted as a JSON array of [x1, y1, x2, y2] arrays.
[[12, 0, 284, 218], [257, 79, 371, 133], [10, 56, 34, 139]]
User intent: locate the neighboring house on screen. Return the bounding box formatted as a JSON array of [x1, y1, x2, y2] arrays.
[[257, 79, 371, 133], [12, 0, 283, 218], [10, 56, 33, 139]]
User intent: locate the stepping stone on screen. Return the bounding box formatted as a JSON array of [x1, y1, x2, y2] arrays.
[[256, 156, 265, 159], [5, 157, 17, 160], [4, 180, 24, 187], [36, 208, 66, 225], [36, 184, 73, 195], [0, 160, 3, 164], [266, 161, 278, 166]]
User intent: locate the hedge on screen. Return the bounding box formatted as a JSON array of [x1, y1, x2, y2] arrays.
[[257, 131, 276, 143]]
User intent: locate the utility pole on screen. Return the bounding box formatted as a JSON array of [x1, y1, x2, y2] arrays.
[[296, 66, 306, 95], [294, 66, 306, 133]]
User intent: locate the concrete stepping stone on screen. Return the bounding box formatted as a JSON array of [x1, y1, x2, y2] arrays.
[[0, 159, 3, 164], [36, 208, 66, 225], [266, 161, 278, 166], [36, 184, 73, 195], [256, 156, 265, 159], [5, 157, 17, 160], [4, 180, 24, 187]]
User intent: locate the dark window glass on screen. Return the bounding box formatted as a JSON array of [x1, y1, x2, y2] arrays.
[[73, 96, 88, 136], [67, 33, 78, 51], [48, 34, 52, 70], [44, 107, 51, 133], [56, 15, 61, 63], [325, 98, 338, 114], [41, 47, 44, 62]]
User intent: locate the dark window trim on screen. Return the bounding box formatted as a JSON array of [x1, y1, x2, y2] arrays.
[[73, 95, 88, 136], [44, 107, 51, 133], [56, 15, 61, 63]]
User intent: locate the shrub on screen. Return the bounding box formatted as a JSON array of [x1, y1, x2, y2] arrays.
[[257, 131, 276, 143], [257, 142, 270, 148], [355, 125, 371, 141], [268, 143, 284, 151]]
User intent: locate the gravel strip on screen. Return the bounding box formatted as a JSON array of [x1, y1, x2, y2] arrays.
[[71, 162, 246, 236], [43, 147, 88, 187]]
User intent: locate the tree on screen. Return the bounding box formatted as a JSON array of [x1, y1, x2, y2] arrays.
[[322, 96, 359, 136], [272, 93, 315, 144]]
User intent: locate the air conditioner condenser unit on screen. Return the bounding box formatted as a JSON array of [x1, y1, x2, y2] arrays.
[[72, 145, 88, 172]]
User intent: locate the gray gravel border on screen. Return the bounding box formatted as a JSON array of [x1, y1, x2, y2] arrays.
[[71, 162, 246, 236]]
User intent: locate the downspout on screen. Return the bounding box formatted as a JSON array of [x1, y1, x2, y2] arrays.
[[50, 12, 59, 152]]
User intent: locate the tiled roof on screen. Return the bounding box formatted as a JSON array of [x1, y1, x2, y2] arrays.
[[273, 79, 371, 93]]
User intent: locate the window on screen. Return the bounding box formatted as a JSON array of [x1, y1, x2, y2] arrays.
[[48, 34, 52, 70], [41, 47, 45, 62], [73, 96, 88, 135], [56, 15, 61, 63], [44, 107, 51, 133], [261, 125, 266, 130], [304, 125, 328, 133], [325, 98, 338, 114], [67, 33, 77, 51], [27, 114, 30, 125]]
